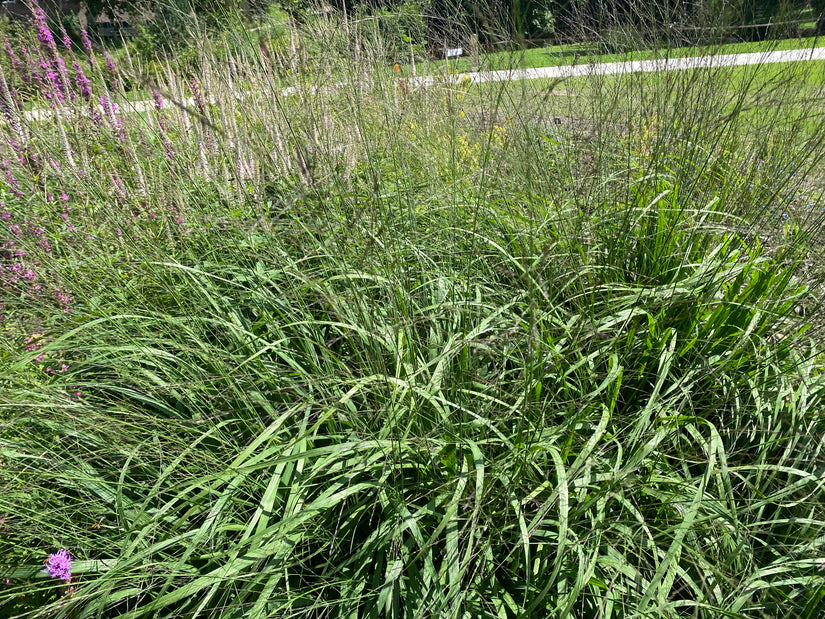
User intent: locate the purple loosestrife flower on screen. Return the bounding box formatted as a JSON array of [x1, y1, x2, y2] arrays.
[[60, 28, 71, 49], [31, 69, 46, 94], [104, 52, 117, 87], [112, 174, 126, 197], [100, 94, 115, 123], [1, 159, 23, 199], [190, 80, 205, 116], [32, 4, 58, 61], [55, 56, 72, 100], [14, 144, 41, 176], [35, 58, 62, 103], [19, 44, 31, 69], [43, 549, 72, 582], [2, 36, 23, 78], [162, 136, 175, 164], [46, 71, 64, 104], [56, 288, 70, 313], [152, 89, 163, 111], [99, 95, 125, 140], [80, 29, 93, 54], [32, 225, 51, 252], [152, 90, 169, 133], [73, 62, 92, 101], [88, 108, 103, 129]]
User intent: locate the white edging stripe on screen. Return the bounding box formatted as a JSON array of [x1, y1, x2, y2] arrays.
[[408, 47, 825, 87]]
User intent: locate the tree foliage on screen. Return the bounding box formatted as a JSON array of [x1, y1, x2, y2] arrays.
[[78, 0, 823, 50]]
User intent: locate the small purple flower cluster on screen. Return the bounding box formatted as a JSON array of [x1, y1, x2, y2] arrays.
[[1, 158, 24, 199], [104, 52, 118, 88], [32, 4, 57, 60], [0, 2, 100, 117], [0, 0, 200, 315], [73, 62, 92, 101], [190, 80, 205, 116], [152, 90, 175, 163], [0, 202, 71, 312], [56, 287, 71, 313], [29, 330, 71, 371], [98, 95, 126, 141], [152, 89, 165, 115], [43, 549, 72, 582], [80, 29, 93, 55], [2, 36, 23, 75], [79, 28, 96, 72], [30, 2, 75, 105]]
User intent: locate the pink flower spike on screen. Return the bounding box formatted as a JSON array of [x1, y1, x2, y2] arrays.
[[73, 62, 92, 101], [32, 4, 58, 61], [152, 89, 163, 110], [80, 30, 93, 55]]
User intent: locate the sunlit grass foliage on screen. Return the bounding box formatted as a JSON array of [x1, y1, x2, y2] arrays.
[[1, 2, 825, 617]]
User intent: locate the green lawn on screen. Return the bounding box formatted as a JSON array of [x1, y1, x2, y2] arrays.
[[416, 35, 825, 74]]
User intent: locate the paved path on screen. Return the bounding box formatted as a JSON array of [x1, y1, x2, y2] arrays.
[[408, 47, 825, 87], [16, 47, 825, 123]]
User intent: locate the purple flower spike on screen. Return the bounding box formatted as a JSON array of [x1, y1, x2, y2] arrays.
[[32, 4, 57, 60], [73, 62, 91, 100], [2, 36, 23, 76], [152, 89, 169, 132], [152, 89, 163, 111], [80, 29, 93, 54], [190, 80, 204, 111], [104, 52, 117, 87], [60, 28, 71, 49], [44, 549, 72, 582], [46, 71, 64, 103]]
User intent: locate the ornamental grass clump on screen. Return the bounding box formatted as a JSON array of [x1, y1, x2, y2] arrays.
[[1, 1, 825, 617]]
